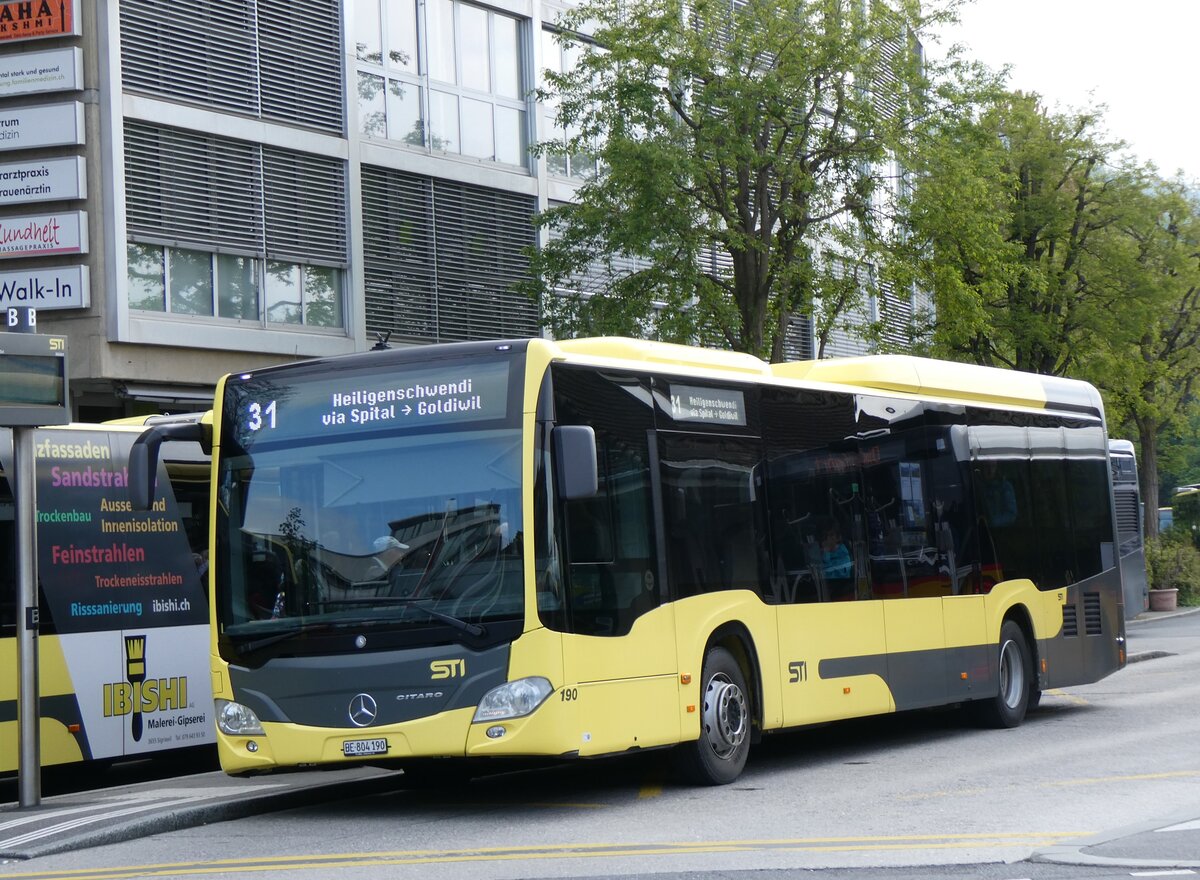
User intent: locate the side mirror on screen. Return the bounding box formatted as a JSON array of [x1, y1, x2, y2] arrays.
[[129, 422, 207, 510], [553, 425, 598, 501]]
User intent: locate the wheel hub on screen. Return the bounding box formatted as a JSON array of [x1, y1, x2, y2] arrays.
[[702, 673, 748, 759]]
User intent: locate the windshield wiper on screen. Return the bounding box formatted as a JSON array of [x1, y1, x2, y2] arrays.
[[230, 612, 403, 655], [324, 596, 486, 638], [233, 621, 334, 655]]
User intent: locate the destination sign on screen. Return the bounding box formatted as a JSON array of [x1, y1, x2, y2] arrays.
[[668, 383, 746, 426], [228, 359, 513, 448]]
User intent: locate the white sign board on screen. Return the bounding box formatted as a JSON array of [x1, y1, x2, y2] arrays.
[[0, 101, 83, 151], [0, 264, 89, 309], [0, 210, 87, 258], [57, 627, 216, 759], [0, 156, 85, 205], [0, 47, 81, 97]]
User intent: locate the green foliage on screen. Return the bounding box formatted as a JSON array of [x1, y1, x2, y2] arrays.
[[894, 91, 1151, 376], [1145, 531, 1200, 605], [1157, 406, 1200, 505], [522, 0, 966, 359]]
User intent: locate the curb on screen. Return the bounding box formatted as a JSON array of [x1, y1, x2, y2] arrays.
[[1031, 805, 1200, 871], [1128, 605, 1200, 625], [1, 770, 407, 860]]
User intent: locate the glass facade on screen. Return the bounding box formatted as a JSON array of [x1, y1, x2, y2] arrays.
[[127, 244, 344, 329], [539, 29, 600, 180], [355, 0, 529, 167]]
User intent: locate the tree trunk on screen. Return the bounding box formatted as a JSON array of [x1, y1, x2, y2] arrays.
[[1138, 420, 1161, 540]]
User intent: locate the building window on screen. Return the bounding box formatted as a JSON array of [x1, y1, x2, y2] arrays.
[[265, 262, 343, 327], [124, 121, 349, 332], [540, 29, 601, 180], [355, 0, 528, 168], [127, 243, 343, 329]]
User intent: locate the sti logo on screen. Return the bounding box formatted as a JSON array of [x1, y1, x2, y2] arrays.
[[102, 635, 188, 741], [430, 659, 466, 680]]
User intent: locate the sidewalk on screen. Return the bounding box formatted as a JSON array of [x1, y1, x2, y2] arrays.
[[0, 766, 407, 860], [1129, 604, 1200, 625]]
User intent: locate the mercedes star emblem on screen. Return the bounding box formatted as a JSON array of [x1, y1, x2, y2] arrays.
[[348, 693, 378, 727]]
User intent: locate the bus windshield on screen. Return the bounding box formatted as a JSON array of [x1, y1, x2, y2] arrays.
[[215, 355, 525, 655]]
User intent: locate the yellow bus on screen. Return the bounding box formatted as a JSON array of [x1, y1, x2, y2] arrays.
[[134, 338, 1126, 784], [0, 417, 213, 772]]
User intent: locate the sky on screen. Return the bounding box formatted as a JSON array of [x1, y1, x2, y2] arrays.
[[936, 0, 1199, 182]]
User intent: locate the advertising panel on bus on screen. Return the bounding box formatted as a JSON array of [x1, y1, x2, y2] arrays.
[[0, 425, 213, 769]]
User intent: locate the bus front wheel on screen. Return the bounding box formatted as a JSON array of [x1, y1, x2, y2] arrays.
[[675, 646, 751, 785], [972, 620, 1032, 729]]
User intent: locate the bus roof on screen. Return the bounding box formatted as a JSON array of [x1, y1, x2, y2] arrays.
[[551, 339, 1103, 418]]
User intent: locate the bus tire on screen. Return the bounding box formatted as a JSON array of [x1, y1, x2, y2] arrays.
[[973, 620, 1032, 729], [674, 646, 751, 785]]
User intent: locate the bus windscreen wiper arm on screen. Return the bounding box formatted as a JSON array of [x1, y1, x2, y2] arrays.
[[323, 597, 486, 638], [236, 622, 333, 655]]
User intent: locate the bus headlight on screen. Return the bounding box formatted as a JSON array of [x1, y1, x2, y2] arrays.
[[472, 677, 553, 723], [216, 699, 265, 736]]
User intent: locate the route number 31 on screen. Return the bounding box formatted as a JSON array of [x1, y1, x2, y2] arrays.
[[247, 400, 277, 432]]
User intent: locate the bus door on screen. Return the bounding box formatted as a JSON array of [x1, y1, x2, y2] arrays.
[[860, 399, 962, 713], [762, 435, 889, 727], [552, 367, 679, 756]]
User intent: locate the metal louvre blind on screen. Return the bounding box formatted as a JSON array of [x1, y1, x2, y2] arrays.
[[877, 280, 911, 350], [120, 0, 259, 116], [361, 166, 438, 343], [125, 121, 264, 253], [432, 179, 538, 341], [782, 315, 813, 361], [822, 255, 871, 358], [869, 1, 909, 123], [257, 0, 344, 132], [263, 147, 348, 264], [360, 166, 538, 343]]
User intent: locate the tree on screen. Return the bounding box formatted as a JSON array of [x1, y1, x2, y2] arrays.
[[522, 0, 959, 360], [1092, 180, 1200, 534], [893, 91, 1146, 376]]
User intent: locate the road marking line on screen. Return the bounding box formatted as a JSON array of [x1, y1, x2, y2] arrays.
[[0, 833, 1092, 879], [1043, 688, 1088, 706], [1046, 770, 1200, 788]]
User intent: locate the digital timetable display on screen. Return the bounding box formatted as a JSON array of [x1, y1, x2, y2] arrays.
[[226, 359, 514, 448], [0, 331, 68, 426]]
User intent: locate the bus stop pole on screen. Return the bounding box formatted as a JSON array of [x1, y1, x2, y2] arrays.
[[14, 425, 41, 807]]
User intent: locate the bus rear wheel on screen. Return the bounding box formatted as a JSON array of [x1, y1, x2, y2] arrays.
[[972, 620, 1032, 729], [675, 646, 751, 785]]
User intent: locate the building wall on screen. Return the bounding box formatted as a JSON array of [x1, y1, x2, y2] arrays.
[[0, 0, 902, 420]]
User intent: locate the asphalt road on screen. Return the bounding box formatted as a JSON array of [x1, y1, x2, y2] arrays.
[[1, 610, 1197, 880]]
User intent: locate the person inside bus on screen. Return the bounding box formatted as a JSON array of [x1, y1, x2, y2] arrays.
[[821, 523, 853, 579], [980, 460, 1017, 527], [366, 535, 409, 583]]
